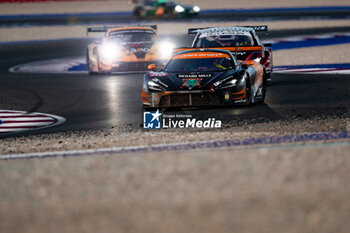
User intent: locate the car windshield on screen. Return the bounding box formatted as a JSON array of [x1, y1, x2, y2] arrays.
[[108, 32, 157, 44], [195, 35, 254, 47], [164, 57, 233, 72]]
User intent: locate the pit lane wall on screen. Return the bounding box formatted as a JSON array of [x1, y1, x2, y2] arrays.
[[1, 0, 350, 16]]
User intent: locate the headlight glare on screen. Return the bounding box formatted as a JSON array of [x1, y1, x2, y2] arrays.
[[159, 41, 175, 59], [193, 6, 200, 12], [213, 77, 238, 88], [213, 81, 221, 87], [175, 5, 185, 13], [100, 42, 120, 61], [230, 79, 238, 85]]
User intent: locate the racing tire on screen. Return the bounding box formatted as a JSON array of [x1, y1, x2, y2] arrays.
[[256, 78, 267, 104], [96, 54, 102, 74], [133, 7, 143, 19], [88, 70, 98, 75], [87, 60, 98, 75], [266, 73, 272, 85], [87, 49, 99, 75], [244, 77, 253, 105], [164, 7, 176, 19], [96, 54, 111, 75]]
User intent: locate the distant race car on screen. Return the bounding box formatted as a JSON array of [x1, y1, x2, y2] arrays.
[[86, 25, 174, 74], [142, 49, 267, 108], [174, 26, 273, 83], [132, 0, 200, 19]]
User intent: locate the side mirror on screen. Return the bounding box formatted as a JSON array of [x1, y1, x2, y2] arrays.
[[237, 61, 254, 67], [148, 64, 156, 70]]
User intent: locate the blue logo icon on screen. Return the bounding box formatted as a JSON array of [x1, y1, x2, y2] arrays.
[[143, 110, 161, 129], [0, 119, 2, 125]]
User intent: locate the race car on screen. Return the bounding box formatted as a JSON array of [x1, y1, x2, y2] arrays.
[[142, 49, 267, 108], [132, 0, 200, 19], [86, 25, 174, 74], [174, 26, 273, 83]]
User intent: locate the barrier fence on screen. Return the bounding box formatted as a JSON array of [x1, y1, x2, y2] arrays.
[[0, 0, 122, 3]]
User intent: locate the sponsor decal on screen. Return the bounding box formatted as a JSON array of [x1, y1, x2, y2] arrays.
[[249, 26, 268, 31], [130, 43, 146, 48], [182, 79, 201, 89], [143, 110, 222, 129], [174, 52, 229, 59], [224, 92, 231, 101], [149, 71, 168, 77], [200, 29, 252, 38], [109, 30, 154, 36], [177, 74, 211, 78]]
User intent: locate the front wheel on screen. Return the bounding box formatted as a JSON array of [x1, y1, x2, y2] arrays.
[[87, 49, 100, 75], [88, 70, 98, 75], [244, 79, 253, 105], [266, 73, 272, 85], [256, 79, 266, 104], [95, 55, 111, 75], [133, 7, 143, 19], [87, 59, 98, 75]]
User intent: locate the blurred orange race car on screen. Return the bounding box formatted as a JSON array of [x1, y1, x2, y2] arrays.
[[87, 25, 174, 74]]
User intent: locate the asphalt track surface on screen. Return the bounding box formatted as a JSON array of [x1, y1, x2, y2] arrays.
[[1, 27, 350, 138]]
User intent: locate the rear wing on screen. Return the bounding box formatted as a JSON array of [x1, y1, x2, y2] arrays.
[[174, 46, 264, 54], [188, 25, 268, 34], [87, 25, 157, 34]]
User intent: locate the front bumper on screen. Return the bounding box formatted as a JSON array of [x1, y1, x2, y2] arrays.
[[113, 61, 156, 72], [144, 87, 246, 108], [101, 61, 160, 72]]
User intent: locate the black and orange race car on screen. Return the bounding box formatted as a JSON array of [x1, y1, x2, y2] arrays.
[[174, 26, 273, 82], [86, 25, 174, 74], [142, 49, 267, 108]]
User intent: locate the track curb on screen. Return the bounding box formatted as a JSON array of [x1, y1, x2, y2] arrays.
[[1, 130, 349, 160]]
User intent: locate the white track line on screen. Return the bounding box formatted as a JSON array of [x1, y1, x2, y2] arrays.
[[1, 131, 350, 160]]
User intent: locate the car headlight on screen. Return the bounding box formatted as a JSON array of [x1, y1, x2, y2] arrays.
[[175, 5, 185, 13], [159, 41, 175, 59], [148, 80, 159, 87], [193, 6, 200, 12], [230, 79, 238, 85], [213, 81, 221, 87], [148, 80, 163, 91], [213, 77, 238, 88], [100, 42, 120, 61]]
